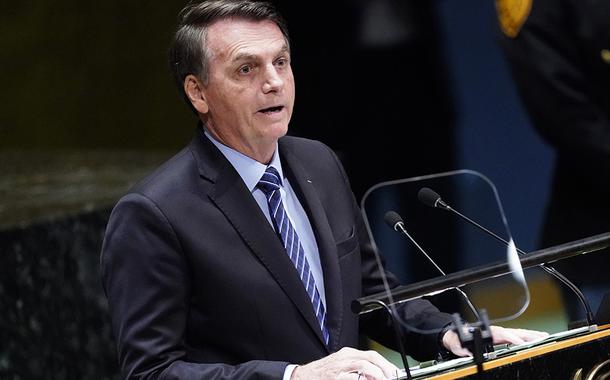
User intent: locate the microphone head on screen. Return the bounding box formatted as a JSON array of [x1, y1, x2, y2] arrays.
[[418, 187, 442, 208], [384, 211, 403, 231]]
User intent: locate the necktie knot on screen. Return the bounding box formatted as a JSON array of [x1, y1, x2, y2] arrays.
[[257, 166, 282, 196]]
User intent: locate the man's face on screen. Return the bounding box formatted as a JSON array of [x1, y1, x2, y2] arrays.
[[198, 18, 295, 159]]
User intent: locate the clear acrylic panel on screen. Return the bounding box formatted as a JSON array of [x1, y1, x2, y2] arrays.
[[361, 170, 530, 334]]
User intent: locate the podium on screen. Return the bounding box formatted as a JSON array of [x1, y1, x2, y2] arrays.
[[357, 171, 610, 378], [353, 232, 610, 379], [416, 325, 610, 379]]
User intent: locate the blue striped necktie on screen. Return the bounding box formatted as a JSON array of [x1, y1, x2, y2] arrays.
[[257, 166, 329, 346]]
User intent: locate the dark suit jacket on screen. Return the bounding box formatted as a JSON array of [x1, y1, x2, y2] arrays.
[[101, 128, 452, 379]]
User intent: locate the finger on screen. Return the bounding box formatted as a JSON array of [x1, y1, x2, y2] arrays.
[[357, 360, 386, 380], [492, 327, 525, 345], [336, 371, 362, 380], [515, 328, 549, 341], [441, 330, 471, 357], [450, 345, 473, 357], [339, 360, 384, 380], [361, 350, 400, 378], [491, 326, 550, 344], [338, 348, 392, 366], [335, 348, 398, 378], [443, 333, 469, 357]]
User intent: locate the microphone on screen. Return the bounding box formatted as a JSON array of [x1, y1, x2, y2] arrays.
[[384, 211, 481, 320], [417, 187, 596, 326], [418, 188, 450, 210]]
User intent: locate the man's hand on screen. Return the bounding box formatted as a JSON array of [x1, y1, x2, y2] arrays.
[[442, 325, 549, 357], [291, 347, 400, 380]]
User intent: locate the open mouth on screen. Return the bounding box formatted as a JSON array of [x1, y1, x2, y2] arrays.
[[258, 105, 284, 114]]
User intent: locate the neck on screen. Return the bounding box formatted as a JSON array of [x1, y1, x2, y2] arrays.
[[204, 127, 276, 164], [244, 145, 275, 164]]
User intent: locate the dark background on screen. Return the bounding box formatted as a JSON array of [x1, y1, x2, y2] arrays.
[[0, 0, 559, 378], [0, 0, 552, 238]]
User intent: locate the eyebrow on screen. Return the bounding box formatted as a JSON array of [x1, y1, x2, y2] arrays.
[[231, 44, 290, 64]]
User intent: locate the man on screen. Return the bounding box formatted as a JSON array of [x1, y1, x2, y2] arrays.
[[497, 0, 610, 320], [101, 1, 545, 379]]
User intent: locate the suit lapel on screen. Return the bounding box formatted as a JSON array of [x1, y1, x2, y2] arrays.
[[189, 130, 329, 350], [280, 141, 343, 352]]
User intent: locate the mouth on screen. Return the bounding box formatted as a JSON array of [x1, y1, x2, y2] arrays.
[[258, 105, 284, 115]]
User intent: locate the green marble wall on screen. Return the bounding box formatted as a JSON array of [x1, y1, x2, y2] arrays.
[[0, 210, 117, 379]]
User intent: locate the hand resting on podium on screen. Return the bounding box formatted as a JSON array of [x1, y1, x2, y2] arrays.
[[291, 326, 548, 380]]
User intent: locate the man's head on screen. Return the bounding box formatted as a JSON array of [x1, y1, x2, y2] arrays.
[[170, 0, 290, 97], [169, 0, 294, 163]]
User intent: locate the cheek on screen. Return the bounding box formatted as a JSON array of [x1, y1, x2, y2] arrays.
[[286, 78, 296, 107], [213, 81, 248, 106], [285, 71, 295, 91], [215, 94, 245, 120]]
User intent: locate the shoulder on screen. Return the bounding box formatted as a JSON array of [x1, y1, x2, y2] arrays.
[[128, 146, 199, 203], [279, 135, 333, 156], [279, 135, 354, 201], [280, 135, 348, 181], [105, 146, 196, 229], [279, 135, 341, 169]]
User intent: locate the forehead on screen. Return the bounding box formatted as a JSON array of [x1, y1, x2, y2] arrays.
[[205, 18, 288, 61]]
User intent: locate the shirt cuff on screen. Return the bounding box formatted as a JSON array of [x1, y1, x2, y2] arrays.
[[283, 364, 298, 380]]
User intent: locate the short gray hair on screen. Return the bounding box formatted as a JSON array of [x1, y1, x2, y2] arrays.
[[169, 0, 290, 111]]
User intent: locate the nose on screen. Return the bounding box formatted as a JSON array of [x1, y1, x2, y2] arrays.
[[262, 65, 284, 93]]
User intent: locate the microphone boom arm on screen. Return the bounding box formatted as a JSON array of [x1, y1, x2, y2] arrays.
[[444, 204, 596, 326], [418, 187, 597, 326]]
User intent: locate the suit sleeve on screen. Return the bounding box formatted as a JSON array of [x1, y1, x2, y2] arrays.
[[323, 144, 453, 361], [498, 0, 610, 158], [100, 193, 288, 380]]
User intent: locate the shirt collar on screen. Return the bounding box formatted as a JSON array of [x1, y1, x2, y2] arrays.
[[203, 129, 285, 192]]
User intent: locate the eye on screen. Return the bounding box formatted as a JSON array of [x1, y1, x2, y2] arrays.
[[275, 57, 289, 67], [238, 65, 253, 75]]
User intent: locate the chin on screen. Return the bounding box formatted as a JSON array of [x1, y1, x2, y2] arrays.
[[263, 123, 289, 140]]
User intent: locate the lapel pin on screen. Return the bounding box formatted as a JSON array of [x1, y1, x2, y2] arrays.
[[307, 179, 312, 183]]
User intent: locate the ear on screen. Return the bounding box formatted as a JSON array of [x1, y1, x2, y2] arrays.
[[184, 74, 209, 114]]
